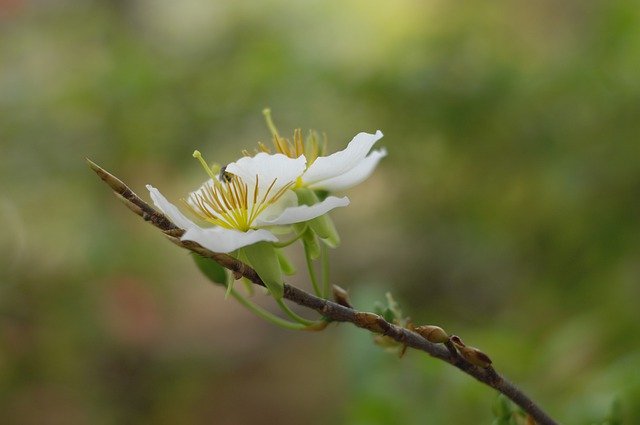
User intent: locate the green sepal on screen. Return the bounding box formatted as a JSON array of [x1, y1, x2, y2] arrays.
[[314, 189, 329, 201], [276, 249, 296, 275], [295, 188, 341, 247], [191, 253, 228, 286], [242, 242, 284, 299]]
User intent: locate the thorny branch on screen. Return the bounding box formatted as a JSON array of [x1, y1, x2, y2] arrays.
[[88, 159, 559, 425]]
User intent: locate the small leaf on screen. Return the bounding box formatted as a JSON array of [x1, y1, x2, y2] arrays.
[[192, 254, 228, 286], [382, 307, 396, 323]]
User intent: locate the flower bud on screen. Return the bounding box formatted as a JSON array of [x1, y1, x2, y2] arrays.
[[414, 325, 449, 344], [450, 335, 466, 348], [459, 346, 493, 368], [355, 312, 386, 333], [332, 285, 353, 308]]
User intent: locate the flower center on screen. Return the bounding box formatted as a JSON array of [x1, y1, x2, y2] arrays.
[[185, 151, 292, 231]]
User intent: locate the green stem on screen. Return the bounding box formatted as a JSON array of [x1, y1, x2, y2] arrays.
[[230, 288, 306, 330], [304, 243, 322, 296], [272, 226, 306, 248], [275, 298, 317, 326], [321, 243, 330, 299]]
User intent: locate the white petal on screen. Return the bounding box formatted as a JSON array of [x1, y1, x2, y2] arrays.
[[225, 152, 306, 193], [185, 179, 215, 217], [256, 190, 298, 222], [302, 130, 383, 186], [255, 196, 350, 226], [146, 185, 196, 230], [308, 148, 387, 192], [182, 226, 278, 253]]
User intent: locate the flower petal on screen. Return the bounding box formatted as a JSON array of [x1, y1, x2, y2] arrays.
[[182, 226, 278, 253], [254, 196, 350, 226], [256, 190, 298, 222], [147, 185, 197, 230], [308, 148, 387, 191], [225, 152, 306, 193], [302, 130, 383, 186]]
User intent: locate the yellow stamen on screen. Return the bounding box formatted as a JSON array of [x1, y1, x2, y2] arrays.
[[244, 111, 329, 167], [184, 173, 292, 232]]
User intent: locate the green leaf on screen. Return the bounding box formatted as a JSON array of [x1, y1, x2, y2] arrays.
[[242, 242, 284, 299], [382, 307, 396, 323], [192, 253, 228, 286]]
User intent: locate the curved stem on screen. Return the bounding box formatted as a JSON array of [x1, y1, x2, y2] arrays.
[[275, 298, 318, 326], [304, 243, 321, 296], [273, 227, 306, 248], [321, 243, 330, 299], [230, 288, 307, 330]]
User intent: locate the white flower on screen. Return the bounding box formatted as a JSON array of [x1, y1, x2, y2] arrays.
[[147, 152, 349, 253], [301, 130, 386, 192], [256, 111, 386, 193]]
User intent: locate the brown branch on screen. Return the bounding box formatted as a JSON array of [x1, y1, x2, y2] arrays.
[[87, 159, 559, 425]]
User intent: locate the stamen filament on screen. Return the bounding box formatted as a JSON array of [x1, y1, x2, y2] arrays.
[[185, 170, 293, 233], [262, 108, 280, 139], [192, 150, 218, 181]]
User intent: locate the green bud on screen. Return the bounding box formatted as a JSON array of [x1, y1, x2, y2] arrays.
[[242, 242, 284, 299], [302, 227, 321, 259], [276, 249, 296, 275], [311, 214, 341, 248], [295, 187, 341, 247]]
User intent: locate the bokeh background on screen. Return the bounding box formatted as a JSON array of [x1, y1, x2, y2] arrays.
[[1, 0, 639, 423]]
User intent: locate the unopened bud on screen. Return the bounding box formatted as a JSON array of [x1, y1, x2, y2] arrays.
[[332, 285, 353, 308], [459, 346, 492, 368], [450, 335, 466, 348], [414, 325, 449, 344], [355, 312, 386, 333]]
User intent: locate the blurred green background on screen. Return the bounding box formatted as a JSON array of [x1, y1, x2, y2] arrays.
[[1, 0, 639, 423]]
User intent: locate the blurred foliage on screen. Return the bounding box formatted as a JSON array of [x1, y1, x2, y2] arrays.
[[1, 0, 639, 423]]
